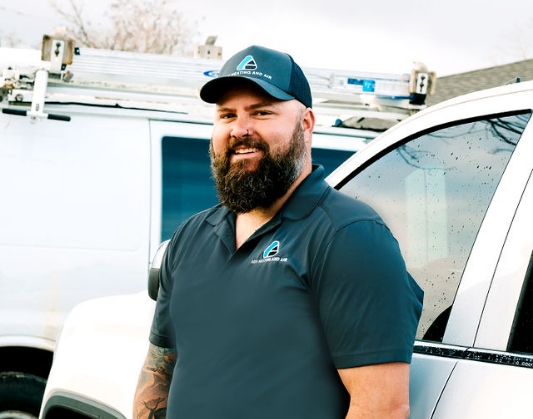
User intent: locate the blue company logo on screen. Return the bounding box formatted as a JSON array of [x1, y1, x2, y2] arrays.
[[203, 70, 220, 78], [236, 55, 257, 71], [263, 241, 280, 258]]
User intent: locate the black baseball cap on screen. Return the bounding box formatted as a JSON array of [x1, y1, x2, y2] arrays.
[[200, 45, 312, 108]]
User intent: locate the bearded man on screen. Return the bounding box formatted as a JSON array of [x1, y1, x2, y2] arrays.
[[133, 45, 423, 419]]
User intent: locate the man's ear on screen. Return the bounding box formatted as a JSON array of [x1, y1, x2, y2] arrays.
[[301, 107, 315, 138]]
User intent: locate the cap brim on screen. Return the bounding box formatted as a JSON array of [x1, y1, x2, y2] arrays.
[[200, 76, 295, 104]]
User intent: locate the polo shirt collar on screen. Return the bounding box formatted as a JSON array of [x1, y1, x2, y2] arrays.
[[279, 165, 329, 220]]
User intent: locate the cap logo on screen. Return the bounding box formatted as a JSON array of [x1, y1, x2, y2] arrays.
[[236, 55, 258, 71]]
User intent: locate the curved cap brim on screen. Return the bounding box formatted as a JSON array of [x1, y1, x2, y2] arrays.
[[200, 76, 295, 104]]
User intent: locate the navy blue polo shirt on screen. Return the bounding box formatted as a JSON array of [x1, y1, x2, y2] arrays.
[[150, 165, 423, 419]]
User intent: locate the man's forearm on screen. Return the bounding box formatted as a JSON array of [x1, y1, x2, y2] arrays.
[[133, 343, 177, 419], [345, 403, 410, 419], [338, 363, 411, 419]]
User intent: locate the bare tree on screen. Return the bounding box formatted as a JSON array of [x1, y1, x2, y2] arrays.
[[51, 0, 200, 56], [491, 16, 533, 65], [0, 32, 24, 48]]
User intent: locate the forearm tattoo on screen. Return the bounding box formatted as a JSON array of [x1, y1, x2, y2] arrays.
[[134, 344, 177, 419], [146, 344, 176, 379]]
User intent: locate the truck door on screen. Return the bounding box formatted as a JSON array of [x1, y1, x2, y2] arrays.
[[333, 111, 530, 418]]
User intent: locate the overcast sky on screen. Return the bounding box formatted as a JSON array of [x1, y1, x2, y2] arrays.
[[1, 0, 532, 76]]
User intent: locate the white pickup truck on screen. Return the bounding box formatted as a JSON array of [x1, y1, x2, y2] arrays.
[[38, 76, 533, 419]]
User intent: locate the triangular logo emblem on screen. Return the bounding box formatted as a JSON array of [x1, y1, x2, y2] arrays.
[[236, 55, 257, 71], [263, 241, 280, 258]]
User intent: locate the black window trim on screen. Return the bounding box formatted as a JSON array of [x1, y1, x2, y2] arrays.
[[415, 342, 533, 369]]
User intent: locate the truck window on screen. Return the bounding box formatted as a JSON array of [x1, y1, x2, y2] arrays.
[[338, 112, 531, 342], [161, 137, 356, 241], [510, 253, 533, 354]]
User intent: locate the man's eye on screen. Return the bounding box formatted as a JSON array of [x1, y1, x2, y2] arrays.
[[219, 113, 236, 119]]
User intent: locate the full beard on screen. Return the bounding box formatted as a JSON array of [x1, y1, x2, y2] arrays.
[[210, 122, 307, 214]]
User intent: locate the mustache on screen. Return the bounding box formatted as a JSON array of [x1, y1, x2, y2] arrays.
[[228, 138, 269, 153]]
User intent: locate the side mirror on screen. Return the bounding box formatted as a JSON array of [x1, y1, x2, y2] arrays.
[[148, 240, 170, 301]]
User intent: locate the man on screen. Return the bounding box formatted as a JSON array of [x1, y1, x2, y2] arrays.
[[133, 45, 423, 419]]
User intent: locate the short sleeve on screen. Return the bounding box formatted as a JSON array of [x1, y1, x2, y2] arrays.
[[312, 220, 423, 369], [149, 237, 177, 349]]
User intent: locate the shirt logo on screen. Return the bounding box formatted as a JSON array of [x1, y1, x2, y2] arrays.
[[251, 240, 287, 265], [236, 55, 257, 71], [263, 241, 280, 258]]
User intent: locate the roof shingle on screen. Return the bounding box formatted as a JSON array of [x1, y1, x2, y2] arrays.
[[427, 59, 533, 106]]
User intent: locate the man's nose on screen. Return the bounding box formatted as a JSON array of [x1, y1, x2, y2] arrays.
[[231, 116, 254, 139]]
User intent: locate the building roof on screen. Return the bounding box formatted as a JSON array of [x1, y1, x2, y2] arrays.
[[427, 58, 533, 107]]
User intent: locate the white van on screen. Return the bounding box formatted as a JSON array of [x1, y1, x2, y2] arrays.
[[0, 33, 431, 417]]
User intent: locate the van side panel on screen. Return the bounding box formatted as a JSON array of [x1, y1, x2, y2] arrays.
[[0, 114, 151, 343]]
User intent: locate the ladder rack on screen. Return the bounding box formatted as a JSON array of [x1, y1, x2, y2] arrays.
[[0, 36, 436, 126]]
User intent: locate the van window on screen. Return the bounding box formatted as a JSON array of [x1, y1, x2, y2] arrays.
[[161, 137, 355, 241], [312, 148, 355, 176], [338, 112, 530, 341], [161, 137, 217, 241]]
